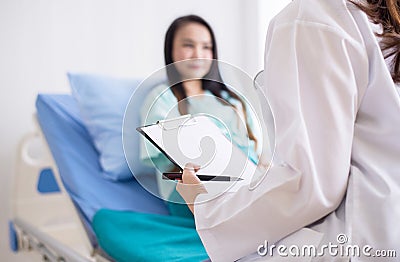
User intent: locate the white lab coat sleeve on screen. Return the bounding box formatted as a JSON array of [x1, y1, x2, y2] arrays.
[[193, 20, 368, 262]]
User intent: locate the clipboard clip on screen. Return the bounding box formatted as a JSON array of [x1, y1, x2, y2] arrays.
[[156, 114, 198, 131]]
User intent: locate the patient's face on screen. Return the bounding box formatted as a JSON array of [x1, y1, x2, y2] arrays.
[[172, 22, 213, 80]]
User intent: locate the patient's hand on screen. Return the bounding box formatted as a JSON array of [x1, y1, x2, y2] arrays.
[[176, 163, 206, 214]]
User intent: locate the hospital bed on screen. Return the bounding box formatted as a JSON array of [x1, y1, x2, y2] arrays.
[[8, 76, 178, 261], [8, 70, 269, 261]]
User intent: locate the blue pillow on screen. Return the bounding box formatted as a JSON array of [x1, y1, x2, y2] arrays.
[[68, 72, 153, 181]]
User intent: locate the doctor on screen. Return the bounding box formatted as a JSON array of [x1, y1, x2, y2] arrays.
[[177, 0, 400, 261]]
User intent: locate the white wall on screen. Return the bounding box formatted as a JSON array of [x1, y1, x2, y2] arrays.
[[0, 0, 289, 260]]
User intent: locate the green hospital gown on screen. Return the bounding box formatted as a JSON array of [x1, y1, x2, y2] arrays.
[[92, 83, 261, 262]]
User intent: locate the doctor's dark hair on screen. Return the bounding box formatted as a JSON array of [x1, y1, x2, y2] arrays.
[[164, 14, 258, 149], [352, 0, 400, 83]]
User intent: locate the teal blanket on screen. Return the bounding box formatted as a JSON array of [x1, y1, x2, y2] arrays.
[[93, 209, 209, 262]]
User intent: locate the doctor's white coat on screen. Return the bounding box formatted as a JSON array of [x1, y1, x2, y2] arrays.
[[193, 0, 400, 261]]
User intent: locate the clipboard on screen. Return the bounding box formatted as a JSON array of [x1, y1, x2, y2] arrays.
[[136, 114, 194, 172], [137, 114, 257, 186]]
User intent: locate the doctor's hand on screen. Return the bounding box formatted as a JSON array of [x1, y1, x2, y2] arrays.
[[176, 163, 207, 214]]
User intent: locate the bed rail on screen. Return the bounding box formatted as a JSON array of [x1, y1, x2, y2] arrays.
[[9, 114, 108, 262]]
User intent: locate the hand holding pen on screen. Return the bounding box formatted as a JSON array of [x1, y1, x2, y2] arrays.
[[163, 172, 243, 181], [163, 164, 243, 182], [175, 163, 207, 214]]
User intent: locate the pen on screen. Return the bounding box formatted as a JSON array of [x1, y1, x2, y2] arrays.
[[162, 172, 243, 182]]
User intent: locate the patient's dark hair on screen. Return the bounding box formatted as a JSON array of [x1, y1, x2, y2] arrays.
[[164, 14, 258, 149], [352, 0, 400, 83]]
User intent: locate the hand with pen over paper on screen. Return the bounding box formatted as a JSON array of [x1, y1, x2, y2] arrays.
[[176, 163, 207, 214]]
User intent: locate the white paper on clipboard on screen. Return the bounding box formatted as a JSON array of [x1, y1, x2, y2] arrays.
[[137, 114, 258, 192]]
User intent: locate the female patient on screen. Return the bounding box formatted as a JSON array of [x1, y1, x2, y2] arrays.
[[95, 14, 262, 262], [140, 14, 261, 217]]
